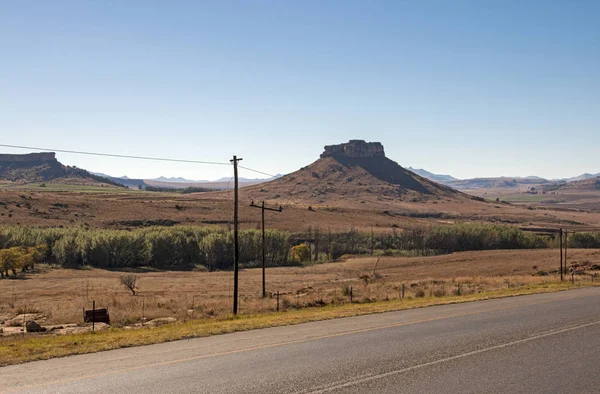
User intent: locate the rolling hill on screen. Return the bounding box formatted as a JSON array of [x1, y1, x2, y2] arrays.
[[407, 167, 457, 184]]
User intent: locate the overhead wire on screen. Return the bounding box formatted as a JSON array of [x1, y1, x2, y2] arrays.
[[0, 144, 231, 166], [238, 165, 277, 178], [0, 143, 280, 177]]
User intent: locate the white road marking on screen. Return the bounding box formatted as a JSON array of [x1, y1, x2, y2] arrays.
[[304, 320, 600, 393]]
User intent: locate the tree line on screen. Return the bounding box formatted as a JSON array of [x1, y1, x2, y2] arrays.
[[0, 224, 597, 273]]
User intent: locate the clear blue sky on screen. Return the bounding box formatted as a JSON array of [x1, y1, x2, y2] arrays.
[[1, 1, 598, 180]]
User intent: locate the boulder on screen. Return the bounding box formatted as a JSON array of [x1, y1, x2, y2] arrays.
[[5, 313, 46, 327], [25, 320, 46, 333]]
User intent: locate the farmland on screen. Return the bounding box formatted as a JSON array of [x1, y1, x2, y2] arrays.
[[2, 249, 599, 330]]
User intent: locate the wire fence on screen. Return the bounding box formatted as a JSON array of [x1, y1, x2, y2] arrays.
[[2, 272, 598, 336]]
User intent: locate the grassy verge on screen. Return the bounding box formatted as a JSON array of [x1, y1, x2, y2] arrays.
[[0, 281, 596, 366]]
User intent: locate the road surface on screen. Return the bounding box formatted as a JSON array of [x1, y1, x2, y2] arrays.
[[2, 287, 600, 393]]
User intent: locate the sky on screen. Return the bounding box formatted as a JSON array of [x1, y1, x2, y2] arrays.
[[1, 0, 599, 181]]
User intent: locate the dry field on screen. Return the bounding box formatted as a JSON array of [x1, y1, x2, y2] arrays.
[[0, 186, 598, 232], [2, 249, 599, 329], [466, 186, 600, 214]]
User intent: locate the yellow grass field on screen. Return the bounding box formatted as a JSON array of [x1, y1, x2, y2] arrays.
[[2, 249, 598, 327]]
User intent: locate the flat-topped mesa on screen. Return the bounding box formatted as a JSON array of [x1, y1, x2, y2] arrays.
[[0, 152, 56, 163], [321, 140, 385, 159]]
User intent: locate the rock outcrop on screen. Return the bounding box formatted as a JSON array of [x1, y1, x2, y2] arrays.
[[0, 152, 56, 163], [321, 140, 385, 159]]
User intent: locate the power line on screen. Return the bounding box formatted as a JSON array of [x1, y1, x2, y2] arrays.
[[0, 144, 230, 166], [238, 165, 277, 178], [0, 143, 280, 178]]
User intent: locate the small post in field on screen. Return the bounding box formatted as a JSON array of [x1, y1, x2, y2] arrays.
[[350, 287, 353, 303], [370, 226, 374, 256], [276, 291, 280, 312], [142, 296, 145, 326], [401, 283, 405, 299], [559, 229, 563, 281], [92, 300, 95, 332]]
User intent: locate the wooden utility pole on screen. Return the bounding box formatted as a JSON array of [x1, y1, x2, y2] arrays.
[[231, 155, 242, 315], [560, 228, 563, 282], [250, 200, 282, 298], [565, 229, 569, 275], [371, 226, 374, 256]]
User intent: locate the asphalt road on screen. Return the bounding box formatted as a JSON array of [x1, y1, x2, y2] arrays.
[[2, 287, 600, 394]]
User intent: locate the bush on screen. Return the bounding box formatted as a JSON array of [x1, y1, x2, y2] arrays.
[[290, 244, 310, 263], [0, 245, 46, 277], [53, 234, 83, 268], [568, 233, 600, 248], [414, 289, 426, 298], [80, 230, 150, 268]]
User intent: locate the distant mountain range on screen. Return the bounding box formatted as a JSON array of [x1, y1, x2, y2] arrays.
[[97, 167, 600, 191], [152, 176, 210, 183], [91, 172, 282, 190], [407, 167, 458, 183], [405, 168, 599, 190], [2, 150, 595, 193]]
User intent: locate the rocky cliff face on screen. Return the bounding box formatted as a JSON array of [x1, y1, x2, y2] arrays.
[[0, 152, 56, 163], [321, 140, 385, 159]]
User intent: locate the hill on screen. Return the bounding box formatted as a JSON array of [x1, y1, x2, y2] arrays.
[[566, 173, 600, 182], [447, 177, 550, 191], [241, 140, 468, 206], [407, 167, 457, 184], [545, 177, 600, 191], [0, 152, 120, 186]]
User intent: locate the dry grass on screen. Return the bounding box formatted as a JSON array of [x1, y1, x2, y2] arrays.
[[2, 180, 599, 232], [2, 249, 599, 327], [2, 280, 597, 366]]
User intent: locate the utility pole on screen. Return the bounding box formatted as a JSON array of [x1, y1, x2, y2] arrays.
[[560, 228, 563, 282], [231, 155, 242, 315], [565, 229, 569, 275], [371, 226, 374, 256], [250, 200, 283, 298]]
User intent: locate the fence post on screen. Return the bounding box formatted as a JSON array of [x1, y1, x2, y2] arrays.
[[276, 291, 280, 312], [350, 287, 353, 303], [401, 283, 405, 299], [92, 300, 95, 332]]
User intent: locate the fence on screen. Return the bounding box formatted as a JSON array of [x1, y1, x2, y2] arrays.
[[2, 271, 598, 336]]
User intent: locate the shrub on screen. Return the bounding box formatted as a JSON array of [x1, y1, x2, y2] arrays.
[[119, 274, 138, 295], [568, 232, 600, 248], [53, 234, 83, 268], [290, 244, 310, 263]]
